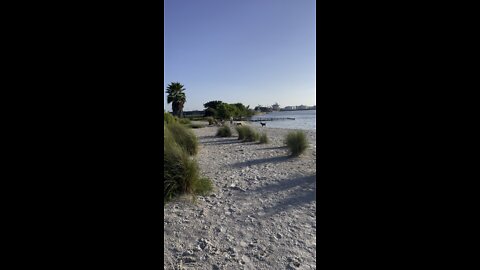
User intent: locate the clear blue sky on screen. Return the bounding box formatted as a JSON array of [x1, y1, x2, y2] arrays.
[[164, 0, 316, 111]]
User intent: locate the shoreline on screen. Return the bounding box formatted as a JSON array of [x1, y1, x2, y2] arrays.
[[215, 122, 316, 132]]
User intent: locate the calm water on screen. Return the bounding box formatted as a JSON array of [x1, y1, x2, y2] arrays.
[[250, 110, 316, 130]]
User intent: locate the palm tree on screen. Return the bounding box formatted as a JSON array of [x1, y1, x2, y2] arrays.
[[166, 82, 186, 117]]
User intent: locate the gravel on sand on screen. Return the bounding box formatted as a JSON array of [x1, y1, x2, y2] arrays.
[[164, 126, 316, 270]]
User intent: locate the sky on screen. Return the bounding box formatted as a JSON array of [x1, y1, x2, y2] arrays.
[[164, 0, 316, 111]]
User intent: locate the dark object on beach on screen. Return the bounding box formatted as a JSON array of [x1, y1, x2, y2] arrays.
[[260, 122, 266, 127], [236, 122, 242, 126]]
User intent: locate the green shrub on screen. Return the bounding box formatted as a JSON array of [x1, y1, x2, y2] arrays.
[[166, 122, 198, 155], [285, 131, 308, 157], [259, 133, 269, 144], [164, 112, 176, 124], [236, 125, 259, 142], [164, 124, 213, 204], [236, 126, 247, 140], [243, 126, 259, 142], [205, 117, 215, 125], [192, 177, 213, 196], [178, 118, 191, 125], [216, 125, 232, 137]]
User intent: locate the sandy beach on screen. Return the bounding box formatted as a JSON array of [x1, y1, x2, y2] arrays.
[[164, 125, 316, 269]]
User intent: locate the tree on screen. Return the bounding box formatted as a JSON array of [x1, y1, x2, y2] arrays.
[[204, 107, 217, 117], [203, 101, 223, 110], [216, 103, 236, 120], [203, 100, 224, 118], [166, 82, 186, 117]]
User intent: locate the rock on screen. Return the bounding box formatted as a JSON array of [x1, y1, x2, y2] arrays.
[[182, 250, 193, 256], [183, 256, 196, 264], [227, 247, 237, 257], [241, 255, 251, 264]]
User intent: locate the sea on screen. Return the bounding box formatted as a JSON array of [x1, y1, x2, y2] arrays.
[[250, 110, 316, 130]]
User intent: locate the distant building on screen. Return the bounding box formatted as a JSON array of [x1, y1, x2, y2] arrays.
[[297, 105, 308, 110], [284, 106, 296, 111], [272, 103, 280, 111]]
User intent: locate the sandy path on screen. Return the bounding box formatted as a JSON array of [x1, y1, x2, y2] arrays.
[[164, 126, 316, 270]]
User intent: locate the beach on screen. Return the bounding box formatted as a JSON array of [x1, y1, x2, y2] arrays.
[[164, 125, 317, 269]]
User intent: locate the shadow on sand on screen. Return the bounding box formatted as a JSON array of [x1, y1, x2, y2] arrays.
[[197, 135, 216, 139], [236, 174, 316, 217], [201, 138, 241, 145], [257, 146, 288, 151], [230, 155, 290, 168]]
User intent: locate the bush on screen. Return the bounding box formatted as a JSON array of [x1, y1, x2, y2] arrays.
[[164, 112, 176, 124], [178, 118, 191, 125], [205, 117, 215, 125], [259, 133, 269, 144], [164, 124, 213, 204], [164, 138, 212, 203], [216, 125, 232, 137], [285, 131, 308, 157], [243, 126, 259, 142], [192, 177, 213, 196], [166, 122, 198, 155], [164, 135, 195, 202], [236, 125, 258, 142], [236, 126, 247, 140]]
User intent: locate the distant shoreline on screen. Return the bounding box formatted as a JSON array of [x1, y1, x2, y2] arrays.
[[256, 109, 316, 113], [278, 109, 316, 112]]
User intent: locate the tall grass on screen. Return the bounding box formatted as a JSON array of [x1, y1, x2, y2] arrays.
[[178, 118, 191, 125], [205, 117, 215, 125], [164, 137, 212, 203], [164, 136, 197, 201], [216, 125, 232, 137], [236, 126, 247, 140], [164, 112, 176, 124], [285, 131, 308, 157], [236, 125, 259, 142], [164, 123, 213, 204], [165, 122, 198, 155], [243, 126, 259, 142], [259, 133, 269, 144]]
